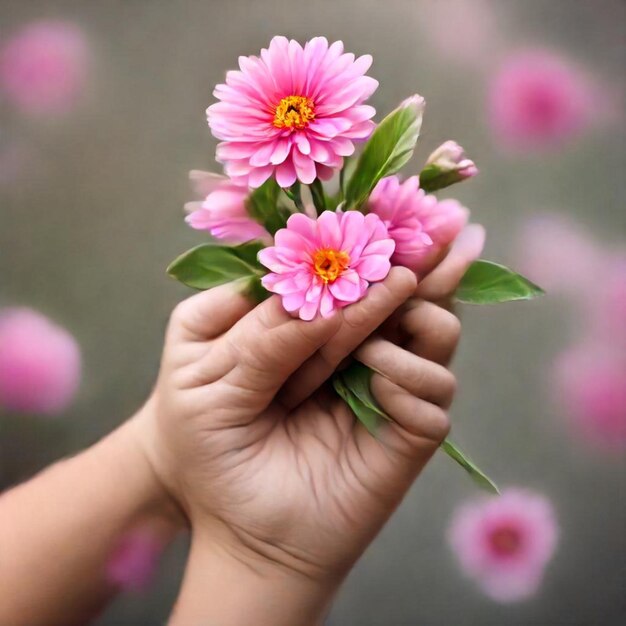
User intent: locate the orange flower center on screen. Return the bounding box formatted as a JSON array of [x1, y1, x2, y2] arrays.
[[273, 95, 315, 130], [313, 248, 350, 283]]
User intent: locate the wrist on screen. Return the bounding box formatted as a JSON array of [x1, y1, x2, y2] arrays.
[[169, 522, 341, 626], [96, 410, 188, 533]]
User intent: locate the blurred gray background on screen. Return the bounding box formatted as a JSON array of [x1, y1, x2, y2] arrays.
[[1, 1, 624, 624]]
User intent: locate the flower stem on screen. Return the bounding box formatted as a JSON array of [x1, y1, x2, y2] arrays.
[[285, 182, 305, 213], [309, 179, 327, 215]]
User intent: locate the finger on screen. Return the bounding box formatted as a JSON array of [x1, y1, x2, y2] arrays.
[[414, 245, 450, 281], [400, 300, 461, 365], [416, 224, 485, 302], [167, 282, 256, 343], [198, 293, 343, 406], [355, 338, 456, 408], [279, 267, 417, 409], [371, 374, 451, 444], [348, 375, 450, 492]]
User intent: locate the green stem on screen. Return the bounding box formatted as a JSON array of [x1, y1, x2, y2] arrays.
[[339, 166, 345, 200], [309, 179, 326, 215], [285, 181, 305, 213], [440, 438, 500, 494]]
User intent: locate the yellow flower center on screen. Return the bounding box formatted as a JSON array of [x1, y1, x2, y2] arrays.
[[273, 95, 315, 130], [312, 248, 350, 284]]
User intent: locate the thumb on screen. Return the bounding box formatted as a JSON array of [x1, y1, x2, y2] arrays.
[[197, 292, 343, 413]]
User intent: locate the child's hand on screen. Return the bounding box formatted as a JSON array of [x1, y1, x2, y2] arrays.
[[131, 263, 463, 624]]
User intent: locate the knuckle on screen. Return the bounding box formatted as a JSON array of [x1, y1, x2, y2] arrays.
[[437, 308, 462, 343], [401, 301, 429, 333], [440, 370, 457, 406], [428, 407, 451, 442], [356, 337, 387, 364], [344, 284, 391, 329], [170, 301, 189, 326]]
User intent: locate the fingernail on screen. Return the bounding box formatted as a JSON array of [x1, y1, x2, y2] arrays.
[[452, 223, 485, 261]]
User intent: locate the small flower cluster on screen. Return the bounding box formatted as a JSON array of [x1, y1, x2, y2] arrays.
[[181, 36, 477, 320]]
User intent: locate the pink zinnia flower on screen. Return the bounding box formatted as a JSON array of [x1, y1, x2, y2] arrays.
[[588, 253, 626, 349], [448, 489, 558, 603], [553, 343, 626, 453], [258, 211, 394, 320], [207, 36, 378, 188], [488, 49, 594, 151], [0, 20, 89, 116], [0, 308, 81, 414], [105, 529, 163, 592], [184, 170, 269, 243], [367, 175, 469, 271]]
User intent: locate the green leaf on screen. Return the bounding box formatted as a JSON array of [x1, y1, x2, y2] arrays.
[[333, 362, 499, 492], [167, 241, 265, 290], [242, 274, 272, 303], [332, 370, 388, 436], [339, 362, 389, 419], [456, 260, 545, 305], [441, 439, 499, 494], [344, 95, 425, 210], [246, 179, 289, 235]]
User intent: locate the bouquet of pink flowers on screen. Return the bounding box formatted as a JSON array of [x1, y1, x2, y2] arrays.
[[168, 36, 543, 492]]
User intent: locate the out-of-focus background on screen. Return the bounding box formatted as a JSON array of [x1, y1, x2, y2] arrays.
[[1, 1, 624, 624]]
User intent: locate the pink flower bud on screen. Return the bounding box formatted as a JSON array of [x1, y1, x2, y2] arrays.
[[420, 141, 478, 192], [400, 93, 426, 112]]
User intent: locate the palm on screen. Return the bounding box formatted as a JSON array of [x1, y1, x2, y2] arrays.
[[197, 388, 428, 575], [151, 245, 477, 575]]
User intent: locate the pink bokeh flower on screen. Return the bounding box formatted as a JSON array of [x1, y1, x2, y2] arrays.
[[421, 0, 500, 67], [184, 170, 269, 243], [553, 343, 626, 452], [105, 529, 163, 592], [258, 210, 394, 320], [489, 49, 594, 151], [448, 488, 558, 603], [0, 20, 89, 116], [367, 175, 469, 271], [514, 212, 603, 295], [0, 308, 81, 415], [588, 253, 626, 349], [207, 36, 378, 188]]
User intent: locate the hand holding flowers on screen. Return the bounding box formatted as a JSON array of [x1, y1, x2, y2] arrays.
[[168, 36, 544, 492], [135, 264, 469, 625]]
